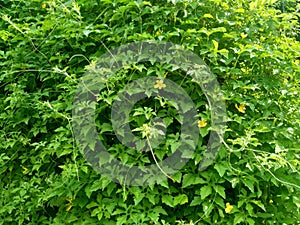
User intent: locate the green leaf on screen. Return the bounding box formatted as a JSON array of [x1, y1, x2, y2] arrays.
[[147, 194, 156, 205], [85, 179, 102, 198], [153, 206, 168, 215], [158, 179, 169, 189], [208, 27, 227, 36], [251, 200, 266, 211], [214, 195, 225, 208], [246, 203, 254, 217], [162, 195, 174, 207], [133, 192, 145, 205], [99, 123, 113, 133], [182, 174, 206, 188], [244, 179, 255, 193], [86, 202, 98, 209], [233, 213, 244, 225], [116, 215, 128, 225], [200, 185, 212, 200], [200, 127, 209, 137], [214, 163, 228, 177], [246, 218, 255, 225], [214, 185, 226, 199], [91, 207, 101, 217], [172, 171, 182, 183], [174, 194, 188, 206], [218, 208, 225, 218], [190, 196, 202, 206]]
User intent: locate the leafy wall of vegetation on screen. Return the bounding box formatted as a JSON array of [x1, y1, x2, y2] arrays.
[[0, 0, 299, 224]]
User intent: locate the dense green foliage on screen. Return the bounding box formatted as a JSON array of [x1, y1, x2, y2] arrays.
[[0, 0, 299, 224]]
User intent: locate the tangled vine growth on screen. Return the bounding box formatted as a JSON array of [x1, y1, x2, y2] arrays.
[[0, 0, 299, 224]]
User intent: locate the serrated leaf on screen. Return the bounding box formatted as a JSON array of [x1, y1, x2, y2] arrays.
[[116, 215, 128, 225], [182, 174, 206, 188], [246, 203, 254, 216], [158, 179, 169, 189], [174, 194, 188, 206], [147, 194, 156, 205], [91, 208, 101, 217], [162, 195, 174, 207], [208, 27, 227, 36], [85, 179, 102, 198], [153, 206, 168, 215], [86, 202, 98, 209], [234, 213, 244, 224], [190, 196, 202, 206], [214, 195, 224, 208], [244, 179, 255, 193], [133, 192, 145, 205], [215, 185, 226, 199], [214, 163, 228, 177], [100, 177, 112, 190], [246, 218, 255, 225], [237, 200, 244, 208], [251, 200, 266, 211], [218, 208, 225, 218], [200, 185, 212, 200], [200, 127, 209, 137], [172, 171, 182, 183]]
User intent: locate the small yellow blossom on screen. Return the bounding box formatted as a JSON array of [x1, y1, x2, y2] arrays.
[[221, 2, 229, 9], [234, 8, 245, 13], [66, 205, 72, 211], [66, 198, 73, 211], [235, 103, 246, 113], [203, 14, 214, 19], [260, 36, 266, 42], [21, 165, 28, 174], [225, 202, 233, 213], [154, 79, 166, 90], [42, 3, 46, 8], [198, 120, 207, 128], [269, 199, 273, 204], [241, 32, 248, 39]]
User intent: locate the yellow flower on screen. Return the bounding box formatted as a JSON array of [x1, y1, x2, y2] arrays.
[[225, 202, 233, 213], [198, 120, 207, 128], [42, 3, 46, 8], [221, 2, 229, 9], [154, 79, 166, 90], [234, 8, 245, 13], [241, 32, 248, 39], [21, 165, 28, 174], [235, 103, 246, 113], [260, 36, 266, 42], [66, 198, 73, 211], [269, 199, 273, 204], [66, 205, 72, 211]]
